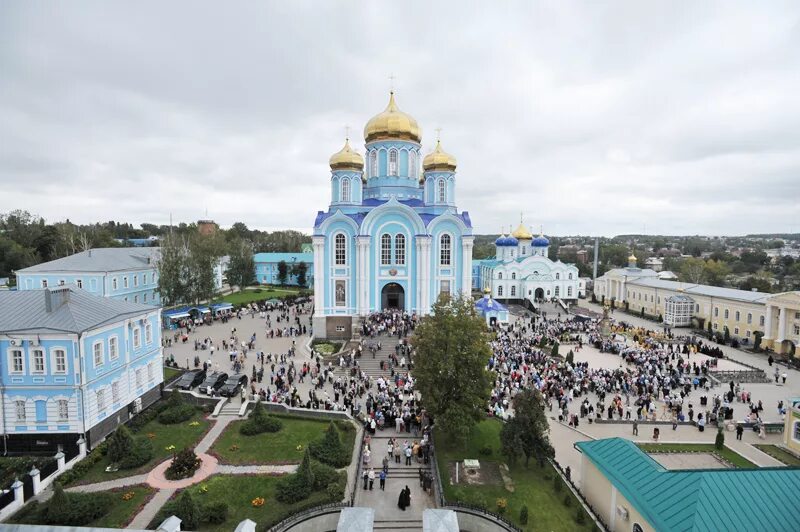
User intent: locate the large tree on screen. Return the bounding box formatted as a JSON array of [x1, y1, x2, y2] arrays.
[[500, 389, 554, 467], [227, 239, 256, 290], [277, 260, 288, 285], [293, 261, 308, 287], [413, 294, 492, 447], [156, 233, 189, 307]]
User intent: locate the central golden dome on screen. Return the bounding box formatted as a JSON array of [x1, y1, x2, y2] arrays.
[[329, 139, 364, 171], [422, 140, 457, 172], [511, 223, 533, 240], [364, 92, 421, 143]]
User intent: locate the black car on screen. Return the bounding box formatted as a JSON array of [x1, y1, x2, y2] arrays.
[[199, 372, 228, 395], [175, 369, 206, 390], [218, 374, 248, 397]]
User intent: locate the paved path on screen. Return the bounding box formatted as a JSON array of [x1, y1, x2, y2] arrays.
[[65, 474, 149, 494], [217, 464, 298, 475], [196, 416, 231, 454], [127, 487, 176, 530]]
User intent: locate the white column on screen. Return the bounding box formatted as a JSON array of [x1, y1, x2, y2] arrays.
[[29, 467, 41, 495], [356, 236, 371, 315], [764, 304, 774, 339], [417, 236, 432, 314], [461, 236, 474, 297], [777, 306, 786, 342], [415, 238, 423, 313], [312, 236, 325, 316]]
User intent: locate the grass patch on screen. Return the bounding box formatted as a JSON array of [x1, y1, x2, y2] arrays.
[[64, 409, 211, 486], [163, 366, 183, 382], [636, 443, 757, 468], [210, 416, 355, 465], [310, 340, 342, 355], [754, 444, 800, 466], [213, 286, 305, 306], [7, 485, 154, 528], [150, 474, 337, 531], [436, 419, 593, 531]]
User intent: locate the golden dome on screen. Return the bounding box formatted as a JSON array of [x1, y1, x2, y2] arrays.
[[329, 139, 364, 171], [364, 92, 421, 143], [422, 140, 457, 172], [628, 253, 637, 262], [511, 223, 533, 240]]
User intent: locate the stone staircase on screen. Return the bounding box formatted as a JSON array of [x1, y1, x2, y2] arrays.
[[218, 399, 243, 417]]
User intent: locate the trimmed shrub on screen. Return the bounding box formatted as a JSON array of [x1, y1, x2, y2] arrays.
[[118, 438, 154, 469], [165, 448, 202, 481], [308, 421, 350, 468], [45, 485, 112, 526], [175, 490, 200, 530], [239, 402, 283, 435], [310, 460, 339, 491], [57, 442, 107, 486], [519, 504, 529, 525], [715, 428, 725, 451], [202, 501, 228, 524], [108, 426, 134, 464], [478, 446, 493, 456], [325, 473, 346, 501], [275, 472, 312, 504], [158, 404, 196, 425], [575, 507, 586, 524]]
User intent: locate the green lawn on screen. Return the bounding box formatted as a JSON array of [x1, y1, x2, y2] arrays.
[[210, 416, 356, 465], [65, 409, 211, 486], [8, 485, 154, 528], [754, 444, 800, 466], [636, 443, 757, 468], [150, 474, 337, 531], [163, 366, 183, 382], [436, 419, 594, 532], [213, 286, 306, 306]]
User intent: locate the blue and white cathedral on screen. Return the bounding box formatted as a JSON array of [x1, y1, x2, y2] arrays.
[[312, 92, 473, 338]]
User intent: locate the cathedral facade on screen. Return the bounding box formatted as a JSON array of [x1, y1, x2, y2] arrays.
[[477, 223, 580, 305], [312, 93, 473, 338]]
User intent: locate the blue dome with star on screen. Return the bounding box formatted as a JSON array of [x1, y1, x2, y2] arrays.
[[532, 235, 549, 247]]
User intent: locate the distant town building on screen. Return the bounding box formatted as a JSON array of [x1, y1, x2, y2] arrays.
[[197, 219, 217, 236], [254, 252, 313, 287], [16, 248, 160, 306], [0, 287, 163, 453], [644, 257, 663, 271], [113, 236, 159, 247]]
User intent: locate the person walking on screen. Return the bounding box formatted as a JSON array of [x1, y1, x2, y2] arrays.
[[362, 470, 368, 490], [736, 424, 744, 441], [632, 419, 639, 436], [405, 445, 412, 466], [368, 468, 375, 490], [379, 469, 386, 490]]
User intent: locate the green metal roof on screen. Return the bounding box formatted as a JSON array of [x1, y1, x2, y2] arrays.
[[575, 438, 800, 532]]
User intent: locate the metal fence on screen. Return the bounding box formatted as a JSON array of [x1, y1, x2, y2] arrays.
[[264, 501, 349, 532], [0, 489, 15, 512]]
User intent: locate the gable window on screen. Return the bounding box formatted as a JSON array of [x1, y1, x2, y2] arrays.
[[133, 328, 141, 349], [381, 234, 392, 265], [32, 349, 45, 373], [54, 349, 66, 373], [58, 399, 69, 421], [109, 336, 119, 360], [395, 234, 406, 265], [145, 323, 153, 344], [369, 151, 377, 177], [93, 342, 103, 367], [438, 179, 447, 202], [341, 178, 351, 202], [334, 233, 347, 265], [15, 400, 26, 421], [10, 349, 24, 373], [388, 149, 398, 176], [440, 234, 452, 266]]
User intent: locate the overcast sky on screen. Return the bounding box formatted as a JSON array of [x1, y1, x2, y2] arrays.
[[1, 1, 799, 237]]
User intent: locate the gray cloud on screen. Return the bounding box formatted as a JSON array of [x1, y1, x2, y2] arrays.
[[1, 0, 799, 236]]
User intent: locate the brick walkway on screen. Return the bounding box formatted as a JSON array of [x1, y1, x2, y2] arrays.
[[127, 487, 176, 530]]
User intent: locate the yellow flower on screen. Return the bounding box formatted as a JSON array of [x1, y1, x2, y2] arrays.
[[252, 496, 265, 507], [199, 485, 209, 494], [189, 421, 200, 427], [296, 444, 303, 451], [165, 445, 176, 451], [121, 491, 135, 501]]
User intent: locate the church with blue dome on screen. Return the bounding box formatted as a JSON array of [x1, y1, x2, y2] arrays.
[[311, 92, 473, 338], [476, 221, 579, 306]]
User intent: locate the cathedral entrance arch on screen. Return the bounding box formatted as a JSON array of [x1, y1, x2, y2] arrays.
[[381, 283, 405, 311], [534, 288, 545, 301]]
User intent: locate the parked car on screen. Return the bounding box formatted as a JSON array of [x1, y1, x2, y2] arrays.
[[218, 374, 248, 397], [199, 372, 228, 395], [175, 369, 206, 390]]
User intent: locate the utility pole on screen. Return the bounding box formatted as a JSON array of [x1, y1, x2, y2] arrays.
[[593, 237, 599, 281]]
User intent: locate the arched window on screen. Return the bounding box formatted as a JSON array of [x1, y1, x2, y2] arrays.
[[498, 286, 503, 296], [438, 179, 447, 202], [498, 272, 503, 280], [395, 234, 406, 265], [409, 151, 417, 176], [440, 234, 451, 266], [389, 149, 398, 176], [369, 151, 377, 177], [555, 286, 560, 297], [556, 273, 560, 280], [568, 273, 573, 280], [381, 234, 392, 265], [511, 286, 516, 297], [335, 233, 347, 265], [341, 178, 350, 202], [511, 272, 516, 280]]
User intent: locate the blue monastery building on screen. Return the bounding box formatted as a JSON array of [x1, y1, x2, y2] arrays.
[[16, 247, 161, 306], [254, 252, 314, 287], [312, 92, 473, 338], [0, 286, 163, 454]]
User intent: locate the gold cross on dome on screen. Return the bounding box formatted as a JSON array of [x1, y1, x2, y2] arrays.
[[435, 128, 442, 141], [389, 73, 396, 91], [344, 125, 350, 140]]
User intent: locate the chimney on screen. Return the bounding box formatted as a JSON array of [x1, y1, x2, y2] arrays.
[[45, 287, 71, 313]]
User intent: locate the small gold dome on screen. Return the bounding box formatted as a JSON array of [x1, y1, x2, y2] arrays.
[[364, 92, 421, 143], [329, 139, 364, 171], [511, 223, 533, 240], [422, 140, 457, 172], [628, 253, 637, 262]]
